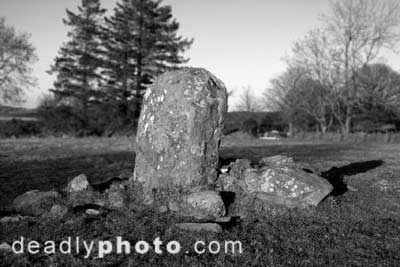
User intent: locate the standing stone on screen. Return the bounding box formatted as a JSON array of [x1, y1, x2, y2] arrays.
[[132, 68, 228, 203]]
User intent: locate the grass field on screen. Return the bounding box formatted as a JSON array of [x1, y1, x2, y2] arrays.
[[1, 136, 400, 266]]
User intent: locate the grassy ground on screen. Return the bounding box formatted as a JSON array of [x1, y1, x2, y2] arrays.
[[0, 136, 400, 266]]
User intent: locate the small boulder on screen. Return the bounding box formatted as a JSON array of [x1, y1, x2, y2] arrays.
[[12, 190, 60, 216], [0, 242, 12, 252], [179, 191, 225, 220], [167, 201, 180, 212], [243, 166, 332, 206], [67, 174, 90, 193], [48, 204, 68, 219], [85, 209, 100, 215], [106, 182, 125, 210], [68, 190, 96, 207], [158, 205, 168, 213], [175, 223, 223, 233]]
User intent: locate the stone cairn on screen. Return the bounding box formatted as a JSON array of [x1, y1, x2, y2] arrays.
[[130, 67, 333, 223], [2, 68, 334, 234]]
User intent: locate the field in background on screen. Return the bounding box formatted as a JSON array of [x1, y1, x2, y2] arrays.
[[1, 136, 400, 265], [1, 135, 399, 208]]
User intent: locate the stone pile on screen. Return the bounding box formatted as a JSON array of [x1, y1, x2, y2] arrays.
[[1, 172, 130, 225], [129, 67, 334, 229]]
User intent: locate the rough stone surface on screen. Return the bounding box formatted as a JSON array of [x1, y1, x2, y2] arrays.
[[85, 209, 100, 215], [106, 182, 125, 209], [67, 189, 104, 208], [158, 205, 168, 213], [67, 174, 90, 193], [12, 190, 60, 216], [217, 156, 333, 217], [132, 68, 228, 201], [259, 155, 295, 166], [48, 204, 68, 219], [178, 191, 225, 220], [0, 242, 12, 252], [175, 223, 223, 233]]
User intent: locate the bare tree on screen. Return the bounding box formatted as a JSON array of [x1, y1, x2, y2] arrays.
[[285, 0, 400, 134], [235, 86, 261, 112], [266, 66, 333, 134], [323, 0, 400, 133], [265, 67, 306, 135], [0, 18, 37, 104]]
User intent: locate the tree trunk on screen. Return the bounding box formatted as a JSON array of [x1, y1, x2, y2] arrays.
[[320, 124, 327, 134], [288, 122, 294, 137]]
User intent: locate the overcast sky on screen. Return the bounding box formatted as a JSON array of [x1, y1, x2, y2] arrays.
[[1, 0, 400, 109]]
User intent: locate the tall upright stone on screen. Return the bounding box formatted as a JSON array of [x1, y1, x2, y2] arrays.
[[131, 68, 228, 205]]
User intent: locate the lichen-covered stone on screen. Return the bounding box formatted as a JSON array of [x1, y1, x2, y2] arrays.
[[181, 191, 225, 220], [167, 191, 225, 220], [47, 204, 68, 219], [67, 189, 105, 208], [12, 190, 60, 216], [106, 182, 125, 210], [259, 155, 295, 166], [132, 68, 228, 201], [66, 174, 90, 193], [218, 156, 333, 217]]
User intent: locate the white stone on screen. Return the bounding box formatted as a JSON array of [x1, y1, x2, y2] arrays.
[[67, 174, 89, 193]]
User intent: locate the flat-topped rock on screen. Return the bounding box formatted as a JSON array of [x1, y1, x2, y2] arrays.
[[217, 156, 333, 218]]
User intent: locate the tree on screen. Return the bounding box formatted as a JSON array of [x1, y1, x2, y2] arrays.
[[49, 0, 106, 124], [355, 63, 400, 121], [0, 18, 37, 104], [323, 0, 400, 133], [266, 66, 333, 134], [102, 0, 193, 119], [285, 0, 400, 134], [266, 67, 304, 133], [236, 86, 261, 112]]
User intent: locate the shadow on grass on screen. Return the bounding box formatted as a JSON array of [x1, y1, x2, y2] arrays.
[[0, 152, 135, 209], [321, 160, 384, 196]]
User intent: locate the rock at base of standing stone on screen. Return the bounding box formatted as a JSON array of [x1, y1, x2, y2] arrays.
[[12, 190, 60, 216], [217, 156, 333, 218], [67, 189, 105, 209], [178, 191, 225, 220], [66, 174, 90, 193], [106, 182, 126, 210], [47, 204, 68, 219], [131, 68, 228, 203]]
